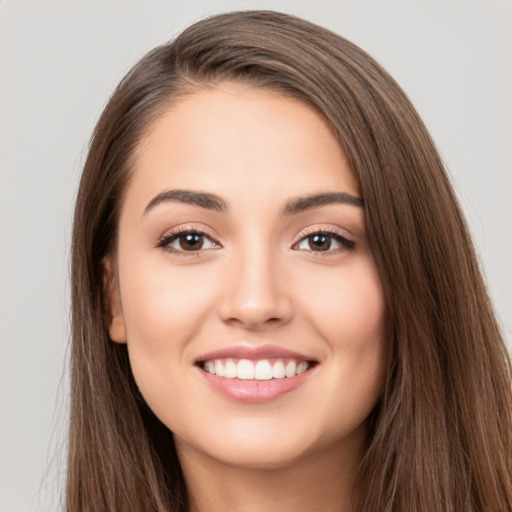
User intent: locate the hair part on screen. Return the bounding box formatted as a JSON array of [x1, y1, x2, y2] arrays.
[[68, 10, 512, 511]]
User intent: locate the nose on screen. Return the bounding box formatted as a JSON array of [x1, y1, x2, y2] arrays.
[[218, 248, 293, 331]]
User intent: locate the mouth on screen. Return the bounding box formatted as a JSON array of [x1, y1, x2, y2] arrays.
[[194, 345, 318, 402], [196, 357, 317, 380]]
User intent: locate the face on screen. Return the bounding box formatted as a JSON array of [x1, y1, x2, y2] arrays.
[[107, 83, 387, 470]]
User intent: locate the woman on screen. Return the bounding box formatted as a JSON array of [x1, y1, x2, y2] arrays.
[[68, 10, 512, 511]]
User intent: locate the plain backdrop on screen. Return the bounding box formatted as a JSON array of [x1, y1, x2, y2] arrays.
[[1, 1, 511, 510]]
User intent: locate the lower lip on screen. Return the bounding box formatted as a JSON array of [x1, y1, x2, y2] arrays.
[[198, 368, 312, 403]]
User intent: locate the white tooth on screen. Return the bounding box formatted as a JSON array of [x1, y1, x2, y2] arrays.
[[214, 360, 225, 377], [254, 360, 273, 380], [224, 359, 237, 379], [296, 361, 308, 375], [285, 360, 296, 378], [272, 360, 286, 379], [204, 361, 215, 374], [237, 359, 255, 380]]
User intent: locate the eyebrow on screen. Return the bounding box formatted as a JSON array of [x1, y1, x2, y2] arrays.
[[144, 189, 227, 214], [143, 189, 363, 216], [281, 192, 363, 215]]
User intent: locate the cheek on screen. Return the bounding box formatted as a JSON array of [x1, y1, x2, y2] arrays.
[[295, 256, 388, 392], [120, 255, 217, 340], [117, 253, 223, 399], [297, 257, 386, 343], [118, 254, 224, 420]]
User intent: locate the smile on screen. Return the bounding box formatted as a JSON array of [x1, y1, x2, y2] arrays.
[[199, 358, 313, 380], [195, 345, 318, 402]]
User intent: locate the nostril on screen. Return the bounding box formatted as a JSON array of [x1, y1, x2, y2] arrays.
[[225, 316, 286, 330], [217, 268, 293, 329]]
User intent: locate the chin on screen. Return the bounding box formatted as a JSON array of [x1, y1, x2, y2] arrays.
[[192, 438, 313, 471], [174, 415, 365, 473]]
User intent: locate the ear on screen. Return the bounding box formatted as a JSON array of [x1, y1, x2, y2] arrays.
[[102, 256, 127, 343]]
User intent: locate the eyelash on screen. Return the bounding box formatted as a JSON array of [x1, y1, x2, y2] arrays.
[[156, 227, 355, 255], [157, 228, 220, 255], [292, 228, 355, 254]]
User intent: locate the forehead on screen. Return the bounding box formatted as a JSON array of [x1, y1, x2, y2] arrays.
[[127, 83, 359, 209]]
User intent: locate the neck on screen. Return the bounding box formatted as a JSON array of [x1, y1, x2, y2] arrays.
[[176, 435, 363, 512]]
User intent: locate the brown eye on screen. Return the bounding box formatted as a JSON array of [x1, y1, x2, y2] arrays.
[[179, 233, 204, 251], [294, 231, 355, 253], [308, 234, 331, 251], [158, 230, 219, 253]]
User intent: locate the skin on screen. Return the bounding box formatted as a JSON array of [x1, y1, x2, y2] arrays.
[[106, 83, 388, 512]]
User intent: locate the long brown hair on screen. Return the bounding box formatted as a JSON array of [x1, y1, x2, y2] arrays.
[[68, 11, 512, 511]]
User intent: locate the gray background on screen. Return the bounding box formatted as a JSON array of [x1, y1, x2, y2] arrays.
[[1, 1, 511, 510]]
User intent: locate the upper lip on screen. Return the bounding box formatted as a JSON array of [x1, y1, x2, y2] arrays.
[[195, 344, 317, 362]]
